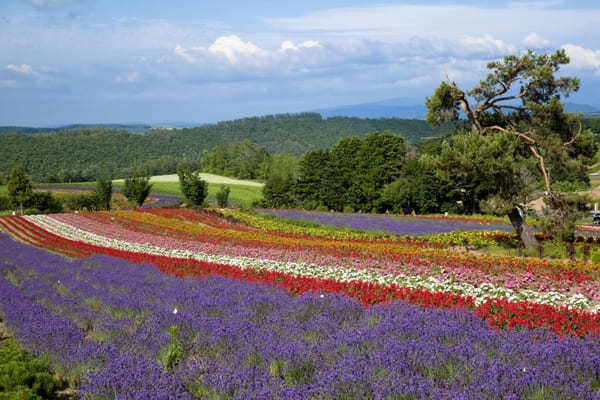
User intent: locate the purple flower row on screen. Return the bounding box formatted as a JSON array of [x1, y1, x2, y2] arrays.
[[1, 233, 599, 399], [260, 208, 514, 236]]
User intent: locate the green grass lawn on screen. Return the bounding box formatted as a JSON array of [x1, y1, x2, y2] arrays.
[[139, 181, 263, 207], [45, 180, 263, 207]]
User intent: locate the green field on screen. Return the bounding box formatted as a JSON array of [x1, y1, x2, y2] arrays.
[[32, 179, 263, 207], [112, 181, 263, 206]]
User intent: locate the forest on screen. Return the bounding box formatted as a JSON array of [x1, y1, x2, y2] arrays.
[[0, 114, 452, 182]]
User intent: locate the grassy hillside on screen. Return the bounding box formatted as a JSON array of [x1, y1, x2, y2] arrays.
[[0, 113, 453, 182]]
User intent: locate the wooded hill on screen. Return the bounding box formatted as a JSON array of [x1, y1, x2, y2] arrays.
[[0, 113, 453, 182]]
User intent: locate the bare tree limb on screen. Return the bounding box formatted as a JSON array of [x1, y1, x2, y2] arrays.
[[482, 125, 537, 144], [562, 121, 581, 148], [528, 145, 552, 194]]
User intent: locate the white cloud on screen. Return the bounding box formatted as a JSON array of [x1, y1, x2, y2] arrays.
[[208, 35, 266, 64], [459, 34, 515, 55], [562, 44, 600, 71], [280, 40, 322, 51], [265, 3, 600, 47], [523, 33, 551, 49], [378, 75, 431, 89], [6, 64, 37, 76]]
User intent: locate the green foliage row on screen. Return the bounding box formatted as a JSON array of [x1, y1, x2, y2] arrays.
[[0, 114, 452, 182]]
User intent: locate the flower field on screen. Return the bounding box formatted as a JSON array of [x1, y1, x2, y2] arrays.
[[1, 208, 600, 398], [258, 208, 514, 236]]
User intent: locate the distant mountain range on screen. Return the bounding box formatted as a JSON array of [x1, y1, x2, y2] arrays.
[[0, 122, 205, 135], [0, 100, 597, 135], [0, 123, 152, 134], [315, 98, 600, 119], [564, 103, 600, 116], [316, 98, 428, 119]]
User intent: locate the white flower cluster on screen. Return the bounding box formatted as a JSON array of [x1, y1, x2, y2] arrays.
[[25, 215, 600, 313]]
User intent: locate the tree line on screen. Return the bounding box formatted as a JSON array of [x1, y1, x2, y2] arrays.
[[0, 114, 453, 183]]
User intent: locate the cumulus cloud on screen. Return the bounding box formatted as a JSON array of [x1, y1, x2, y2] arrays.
[[562, 44, 600, 71], [523, 33, 551, 49], [173, 35, 269, 68], [208, 35, 266, 64], [171, 33, 512, 79]]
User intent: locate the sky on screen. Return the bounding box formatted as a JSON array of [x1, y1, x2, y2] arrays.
[[1, 0, 599, 126]]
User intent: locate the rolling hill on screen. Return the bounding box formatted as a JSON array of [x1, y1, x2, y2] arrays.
[[0, 113, 453, 182]]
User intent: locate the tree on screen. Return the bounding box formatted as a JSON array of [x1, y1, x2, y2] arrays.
[[426, 50, 597, 241], [294, 149, 335, 209], [261, 154, 299, 208], [355, 131, 406, 212], [177, 164, 208, 206], [123, 172, 152, 207], [381, 158, 444, 214], [329, 137, 363, 211], [96, 177, 112, 211], [435, 131, 527, 214], [7, 167, 33, 215]]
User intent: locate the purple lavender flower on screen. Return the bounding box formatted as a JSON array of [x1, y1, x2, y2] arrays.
[[1, 233, 599, 399], [260, 208, 514, 236]]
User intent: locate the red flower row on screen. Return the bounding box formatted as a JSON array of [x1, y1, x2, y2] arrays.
[[3, 215, 600, 338]]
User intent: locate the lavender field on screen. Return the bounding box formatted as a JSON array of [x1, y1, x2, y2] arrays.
[[1, 232, 599, 399], [259, 209, 513, 236]]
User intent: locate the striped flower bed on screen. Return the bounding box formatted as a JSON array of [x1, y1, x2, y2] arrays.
[[0, 209, 599, 337]]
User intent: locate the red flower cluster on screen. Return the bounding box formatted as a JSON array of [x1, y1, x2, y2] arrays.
[[476, 298, 600, 338], [3, 214, 600, 338]]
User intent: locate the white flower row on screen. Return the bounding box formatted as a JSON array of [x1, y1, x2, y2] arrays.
[[26, 215, 600, 313]]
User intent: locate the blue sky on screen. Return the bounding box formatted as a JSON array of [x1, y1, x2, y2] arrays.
[[1, 0, 599, 126]]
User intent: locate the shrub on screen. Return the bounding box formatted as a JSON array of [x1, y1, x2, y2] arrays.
[[24, 192, 63, 214], [96, 177, 112, 210], [0, 337, 67, 399], [216, 186, 230, 208], [177, 165, 207, 206], [342, 205, 354, 213], [123, 173, 153, 207], [63, 193, 102, 211]]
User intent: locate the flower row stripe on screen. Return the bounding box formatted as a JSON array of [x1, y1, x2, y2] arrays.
[[25, 214, 599, 312]]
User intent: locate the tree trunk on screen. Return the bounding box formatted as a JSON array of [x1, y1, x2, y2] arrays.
[[509, 205, 538, 249]]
